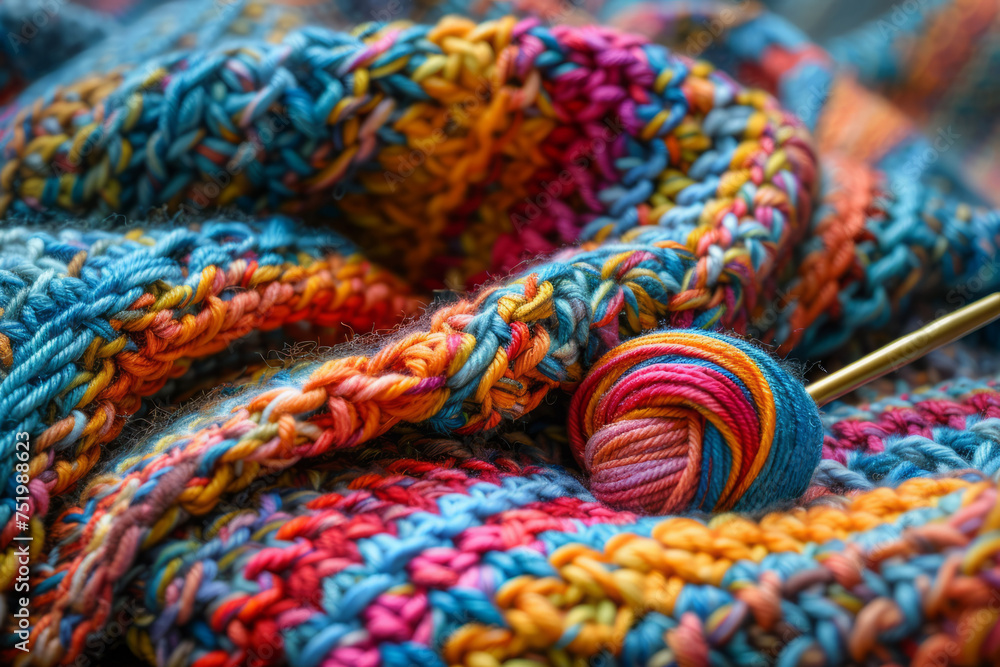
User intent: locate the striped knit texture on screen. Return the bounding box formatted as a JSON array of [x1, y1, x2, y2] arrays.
[[2, 2, 1000, 667]]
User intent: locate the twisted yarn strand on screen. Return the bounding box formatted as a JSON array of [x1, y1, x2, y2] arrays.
[[0, 217, 421, 589]]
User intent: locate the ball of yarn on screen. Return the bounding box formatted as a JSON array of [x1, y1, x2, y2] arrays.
[[568, 330, 823, 514]]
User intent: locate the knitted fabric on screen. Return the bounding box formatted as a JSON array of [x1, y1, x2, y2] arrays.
[[0, 12, 820, 293], [0, 1, 118, 102], [0, 218, 421, 589], [3, 2, 1000, 667]]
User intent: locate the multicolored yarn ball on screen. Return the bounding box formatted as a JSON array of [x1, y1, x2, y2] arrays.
[[568, 329, 822, 514], [6, 2, 1000, 666]]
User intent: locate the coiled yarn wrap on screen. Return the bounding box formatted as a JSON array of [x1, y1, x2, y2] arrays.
[[569, 330, 823, 513]]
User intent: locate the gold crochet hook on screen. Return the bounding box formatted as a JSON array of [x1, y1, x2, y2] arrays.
[[806, 292, 1000, 406]]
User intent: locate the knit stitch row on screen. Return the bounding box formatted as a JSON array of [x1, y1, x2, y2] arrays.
[[0, 217, 421, 590], [32, 413, 1000, 666], [0, 16, 816, 290]]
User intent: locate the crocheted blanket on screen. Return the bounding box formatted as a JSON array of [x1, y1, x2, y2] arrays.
[[2, 1, 1000, 666]]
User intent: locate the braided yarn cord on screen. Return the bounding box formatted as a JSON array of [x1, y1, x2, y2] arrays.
[[3, 2, 1000, 667]]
